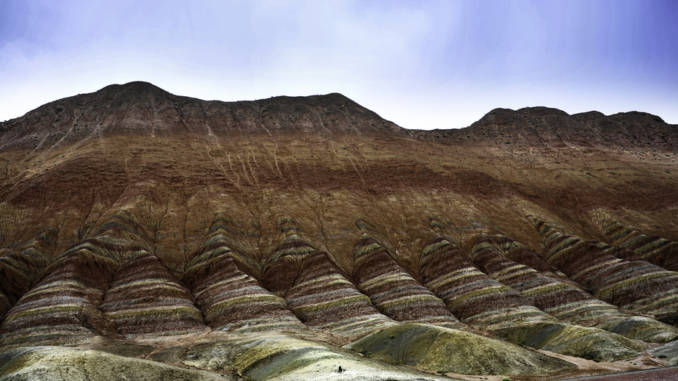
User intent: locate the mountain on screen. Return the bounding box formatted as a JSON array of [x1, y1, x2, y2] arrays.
[[1, 82, 677, 380], [0, 81, 403, 151], [416, 106, 677, 149], [4, 81, 675, 151]]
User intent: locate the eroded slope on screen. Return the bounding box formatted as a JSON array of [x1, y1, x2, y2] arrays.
[[1, 82, 678, 379]]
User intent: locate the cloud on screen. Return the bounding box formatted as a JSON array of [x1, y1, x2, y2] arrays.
[[1, 0, 676, 127]]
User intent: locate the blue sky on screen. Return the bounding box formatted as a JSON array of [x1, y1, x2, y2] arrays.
[[1, 0, 677, 128]]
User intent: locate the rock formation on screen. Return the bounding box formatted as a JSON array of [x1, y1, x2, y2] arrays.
[[1, 81, 677, 379]]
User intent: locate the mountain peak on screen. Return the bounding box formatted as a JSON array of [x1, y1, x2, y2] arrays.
[[95, 81, 172, 98], [439, 104, 677, 149], [609, 111, 665, 124], [515, 106, 569, 117], [2, 84, 675, 153], [0, 83, 405, 151], [479, 107, 570, 124]]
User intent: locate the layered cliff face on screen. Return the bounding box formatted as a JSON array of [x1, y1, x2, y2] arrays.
[[1, 82, 677, 380]]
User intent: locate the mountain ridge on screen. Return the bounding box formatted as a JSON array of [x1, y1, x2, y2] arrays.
[[1, 81, 676, 152], [0, 81, 404, 151], [1, 81, 678, 380]]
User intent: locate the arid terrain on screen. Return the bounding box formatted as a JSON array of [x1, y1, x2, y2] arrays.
[[1, 81, 677, 380]]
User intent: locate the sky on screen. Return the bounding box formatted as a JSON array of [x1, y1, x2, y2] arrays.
[[1, 0, 677, 129]]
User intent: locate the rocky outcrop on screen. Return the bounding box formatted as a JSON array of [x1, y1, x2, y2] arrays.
[[420, 235, 645, 361], [183, 216, 303, 333], [284, 250, 395, 340], [84, 212, 206, 338], [263, 225, 579, 375], [0, 230, 55, 318], [533, 218, 678, 325], [0, 226, 121, 347], [264, 220, 395, 340], [101, 253, 205, 337], [651, 340, 678, 366], [262, 218, 319, 294], [602, 219, 678, 271], [420, 236, 553, 330], [353, 233, 463, 328], [471, 235, 677, 343]]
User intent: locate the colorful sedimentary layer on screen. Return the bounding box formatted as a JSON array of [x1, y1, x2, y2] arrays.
[[533, 218, 678, 325], [419, 235, 645, 361], [101, 252, 205, 337], [261, 217, 318, 293], [0, 237, 118, 347], [0, 229, 55, 317], [261, 219, 395, 340], [183, 216, 303, 333], [482, 234, 555, 273], [283, 250, 396, 340], [271, 245, 574, 375], [602, 219, 678, 271], [0, 213, 151, 347], [471, 235, 677, 343], [353, 234, 463, 328], [420, 236, 552, 330]]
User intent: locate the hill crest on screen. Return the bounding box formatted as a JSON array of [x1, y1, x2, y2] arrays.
[[1, 82, 676, 152]]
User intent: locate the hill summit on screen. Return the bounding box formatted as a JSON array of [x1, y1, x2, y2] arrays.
[[2, 82, 676, 152], [0, 82, 404, 150]]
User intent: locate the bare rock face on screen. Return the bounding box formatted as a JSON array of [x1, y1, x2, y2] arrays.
[[1, 82, 678, 380]]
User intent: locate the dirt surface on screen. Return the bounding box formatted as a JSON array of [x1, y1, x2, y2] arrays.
[[561, 366, 678, 380]]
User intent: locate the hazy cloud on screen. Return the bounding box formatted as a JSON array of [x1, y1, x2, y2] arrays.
[[1, 0, 677, 128]]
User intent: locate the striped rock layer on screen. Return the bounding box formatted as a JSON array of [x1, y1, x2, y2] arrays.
[[353, 235, 463, 328], [534, 219, 678, 325], [262, 218, 317, 293], [419, 236, 645, 361], [471, 236, 677, 343], [283, 250, 395, 340], [0, 229, 56, 317], [602, 220, 678, 271], [0, 239, 119, 347], [420, 236, 553, 331], [481, 235, 555, 273], [101, 252, 205, 337], [183, 218, 303, 333], [261, 221, 395, 340], [0, 213, 164, 346]]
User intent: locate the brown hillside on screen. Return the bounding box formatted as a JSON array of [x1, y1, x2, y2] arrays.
[[1, 82, 677, 380]]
